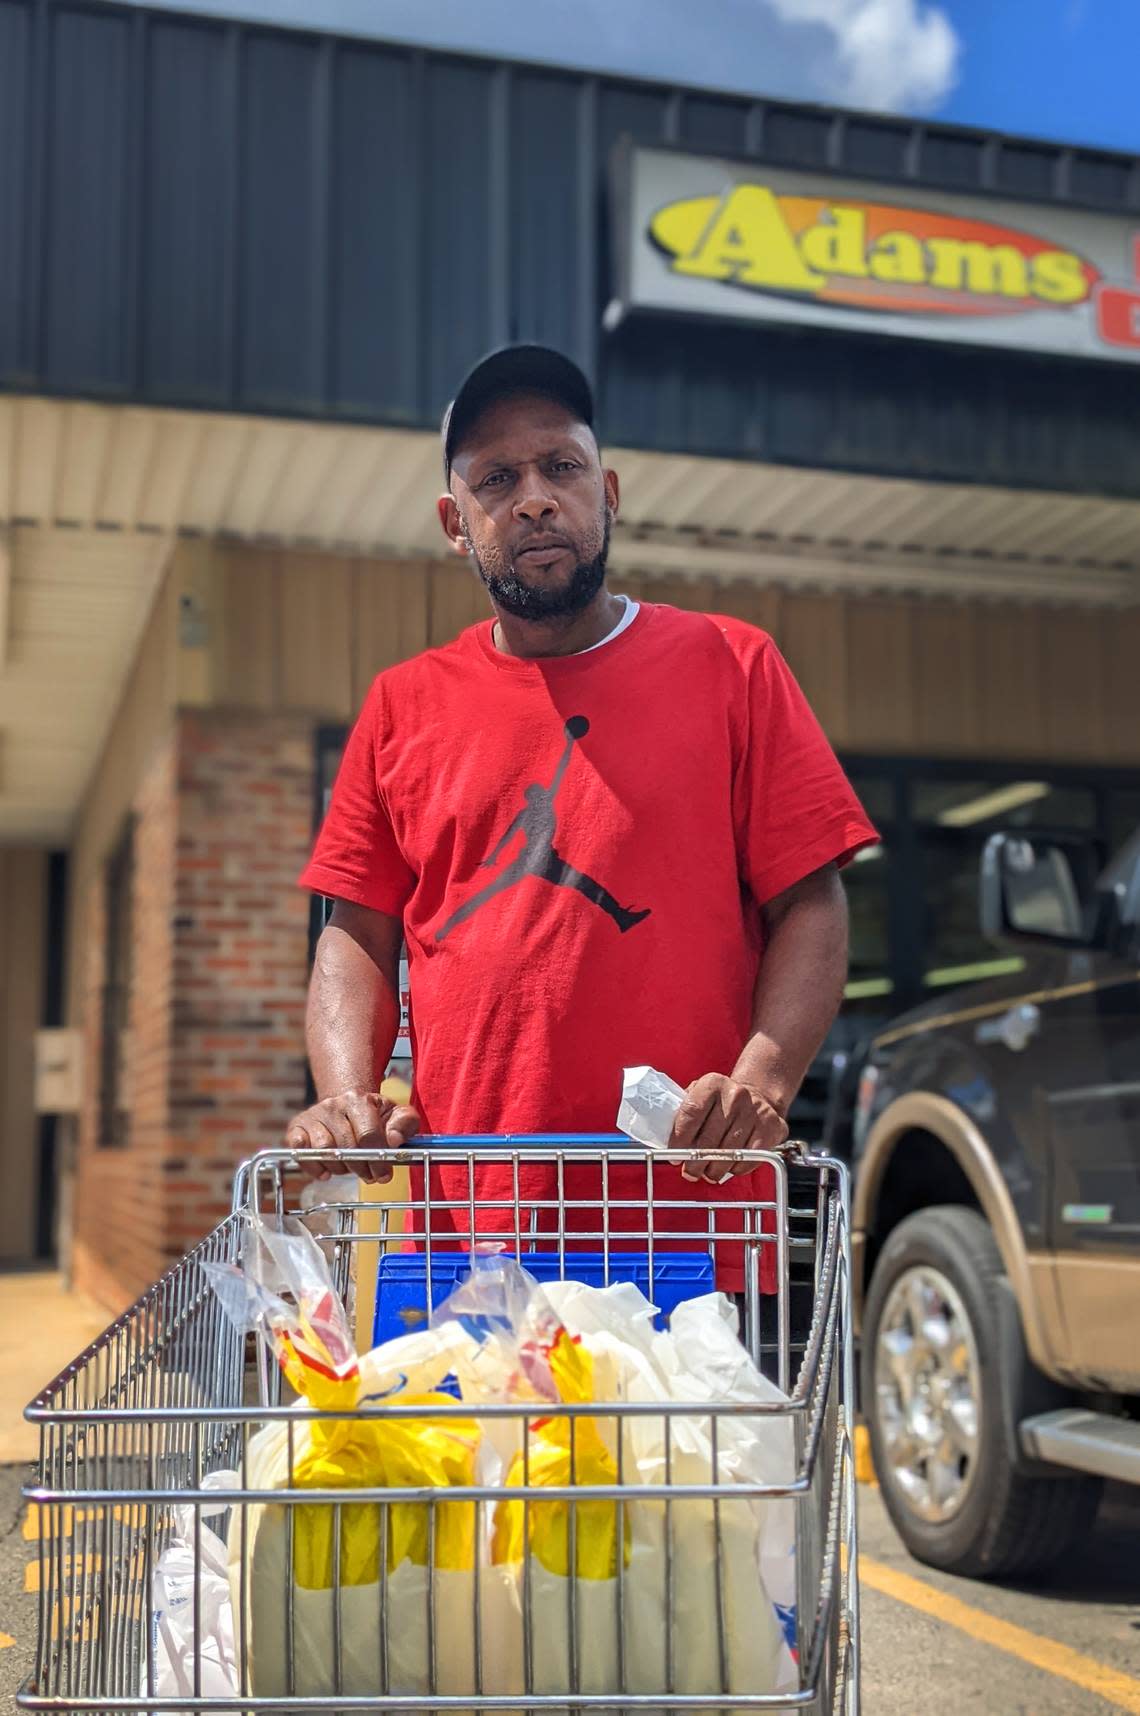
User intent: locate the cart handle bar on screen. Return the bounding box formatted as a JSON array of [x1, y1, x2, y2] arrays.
[[232, 1137, 813, 1214]]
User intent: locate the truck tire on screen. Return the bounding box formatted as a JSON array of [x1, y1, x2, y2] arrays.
[[862, 1205, 1101, 1578]]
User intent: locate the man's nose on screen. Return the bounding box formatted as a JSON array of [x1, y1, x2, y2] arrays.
[[513, 475, 559, 522]]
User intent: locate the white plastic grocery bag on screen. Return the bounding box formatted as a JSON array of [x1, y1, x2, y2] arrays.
[[483, 1274, 799, 1700], [212, 1229, 800, 1704], [143, 1470, 239, 1712], [439, 1262, 796, 1702], [223, 1317, 496, 1699]]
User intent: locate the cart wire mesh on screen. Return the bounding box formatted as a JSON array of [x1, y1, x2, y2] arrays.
[[21, 1141, 859, 1714]]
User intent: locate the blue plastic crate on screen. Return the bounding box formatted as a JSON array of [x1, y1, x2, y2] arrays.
[[372, 1250, 715, 1347]]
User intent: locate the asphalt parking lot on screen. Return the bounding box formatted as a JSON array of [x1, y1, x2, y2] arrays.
[[3, 1462, 1138, 1712], [860, 1478, 1140, 1714]]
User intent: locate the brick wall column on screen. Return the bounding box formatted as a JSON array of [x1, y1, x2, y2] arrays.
[[168, 711, 314, 1254], [73, 735, 175, 1308], [73, 712, 318, 1311]]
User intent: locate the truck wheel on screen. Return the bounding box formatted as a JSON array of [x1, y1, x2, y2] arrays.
[[862, 1205, 1100, 1578]]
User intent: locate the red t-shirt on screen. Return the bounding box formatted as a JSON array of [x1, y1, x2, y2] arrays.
[[300, 603, 877, 1290]]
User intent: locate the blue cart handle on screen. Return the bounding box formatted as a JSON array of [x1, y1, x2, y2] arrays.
[[233, 1135, 652, 1211], [408, 1132, 632, 1148]]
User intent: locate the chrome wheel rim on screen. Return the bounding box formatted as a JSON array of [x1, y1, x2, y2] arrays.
[[873, 1264, 981, 1524]]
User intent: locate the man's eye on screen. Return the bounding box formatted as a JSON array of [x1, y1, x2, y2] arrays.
[[551, 460, 579, 475], [481, 471, 511, 490]]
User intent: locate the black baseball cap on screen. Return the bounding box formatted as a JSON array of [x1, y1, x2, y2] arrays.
[[441, 344, 595, 480]]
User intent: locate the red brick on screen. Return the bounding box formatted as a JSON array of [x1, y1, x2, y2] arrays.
[[74, 709, 317, 1313]]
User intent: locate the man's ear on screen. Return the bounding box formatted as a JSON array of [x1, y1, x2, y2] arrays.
[[437, 492, 471, 558], [603, 466, 620, 520]]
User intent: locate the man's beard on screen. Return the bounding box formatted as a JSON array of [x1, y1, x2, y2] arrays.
[[465, 514, 611, 621]]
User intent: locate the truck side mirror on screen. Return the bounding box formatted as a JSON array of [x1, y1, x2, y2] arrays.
[[980, 832, 1097, 949]]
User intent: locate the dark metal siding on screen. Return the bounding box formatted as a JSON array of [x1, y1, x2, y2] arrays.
[[1, 0, 1138, 498], [0, 0, 33, 381], [144, 19, 235, 402], [331, 46, 422, 419], [600, 317, 1140, 497]]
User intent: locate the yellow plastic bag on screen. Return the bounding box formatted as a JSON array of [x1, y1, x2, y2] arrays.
[[491, 1326, 630, 1580], [290, 1394, 480, 1588], [269, 1280, 480, 1590], [208, 1216, 482, 1595]]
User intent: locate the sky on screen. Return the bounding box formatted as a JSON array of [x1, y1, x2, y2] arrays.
[[130, 0, 1130, 155]]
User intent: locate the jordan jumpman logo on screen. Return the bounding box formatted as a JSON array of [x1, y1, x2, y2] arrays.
[[435, 716, 651, 942]]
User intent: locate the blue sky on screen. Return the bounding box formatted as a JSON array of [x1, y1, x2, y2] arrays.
[[936, 0, 1127, 151], [132, 0, 1130, 155]]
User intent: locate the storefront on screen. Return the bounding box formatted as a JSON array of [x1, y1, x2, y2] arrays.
[[1, 0, 1137, 1305]]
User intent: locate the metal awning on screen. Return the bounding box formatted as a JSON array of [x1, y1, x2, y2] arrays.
[[0, 525, 171, 843], [1, 395, 1138, 842]]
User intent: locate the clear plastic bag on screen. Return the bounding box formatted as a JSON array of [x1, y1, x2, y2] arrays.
[[437, 1253, 797, 1699], [207, 1225, 797, 1700], [207, 1216, 484, 1698]]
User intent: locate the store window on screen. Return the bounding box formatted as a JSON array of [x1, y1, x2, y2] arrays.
[[843, 845, 891, 994], [846, 774, 897, 831], [98, 819, 135, 1149], [838, 770, 897, 1039], [838, 767, 1138, 1018], [912, 778, 1096, 992], [311, 727, 411, 1090], [1107, 790, 1140, 858]]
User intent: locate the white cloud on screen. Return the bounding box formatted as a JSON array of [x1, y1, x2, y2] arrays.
[[765, 0, 961, 111], [128, 0, 962, 119]]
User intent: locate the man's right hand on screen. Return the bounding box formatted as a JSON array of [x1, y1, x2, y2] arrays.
[[284, 1090, 421, 1184]]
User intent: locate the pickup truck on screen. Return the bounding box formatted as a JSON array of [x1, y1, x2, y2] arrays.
[[838, 825, 1139, 1578]]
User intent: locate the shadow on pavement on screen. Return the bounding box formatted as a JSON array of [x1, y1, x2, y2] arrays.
[[997, 1483, 1140, 1605]]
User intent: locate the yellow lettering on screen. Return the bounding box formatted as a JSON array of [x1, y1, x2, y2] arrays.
[[650, 186, 1091, 316], [664, 185, 822, 291], [1030, 249, 1089, 305], [926, 239, 1029, 299], [867, 230, 927, 285], [798, 206, 868, 277]]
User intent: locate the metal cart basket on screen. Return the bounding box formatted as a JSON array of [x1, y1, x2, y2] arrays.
[[20, 1139, 859, 1714]]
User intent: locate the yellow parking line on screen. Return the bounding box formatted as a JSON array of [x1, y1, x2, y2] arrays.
[[853, 1424, 877, 1486], [0, 1631, 14, 1650], [861, 1556, 1140, 1715], [24, 1553, 103, 1595]]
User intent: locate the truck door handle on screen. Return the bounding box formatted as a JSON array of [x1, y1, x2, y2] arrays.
[[975, 1003, 1041, 1052]]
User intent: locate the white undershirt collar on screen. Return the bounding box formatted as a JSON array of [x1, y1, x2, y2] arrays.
[[575, 594, 640, 654]]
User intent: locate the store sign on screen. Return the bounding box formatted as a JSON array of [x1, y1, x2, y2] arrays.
[[611, 145, 1140, 363]]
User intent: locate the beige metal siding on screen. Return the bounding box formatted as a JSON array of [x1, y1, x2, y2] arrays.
[[66, 579, 178, 1027], [775, 593, 851, 743], [1103, 611, 1140, 766], [356, 561, 430, 686], [159, 542, 1140, 765], [912, 605, 982, 754]]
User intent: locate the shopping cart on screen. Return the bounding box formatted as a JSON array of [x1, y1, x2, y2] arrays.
[[20, 1137, 859, 1713]]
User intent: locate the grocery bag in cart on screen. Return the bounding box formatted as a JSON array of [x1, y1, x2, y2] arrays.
[[437, 1249, 798, 1699], [208, 1215, 493, 1699], [22, 1140, 859, 1716], [211, 1211, 799, 1701]]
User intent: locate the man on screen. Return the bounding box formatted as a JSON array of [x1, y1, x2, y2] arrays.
[[289, 344, 877, 1294]]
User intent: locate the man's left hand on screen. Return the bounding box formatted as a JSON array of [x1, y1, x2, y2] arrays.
[[669, 1073, 790, 1184]]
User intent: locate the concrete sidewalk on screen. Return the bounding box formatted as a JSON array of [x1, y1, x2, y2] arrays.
[[0, 1272, 109, 1465]]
